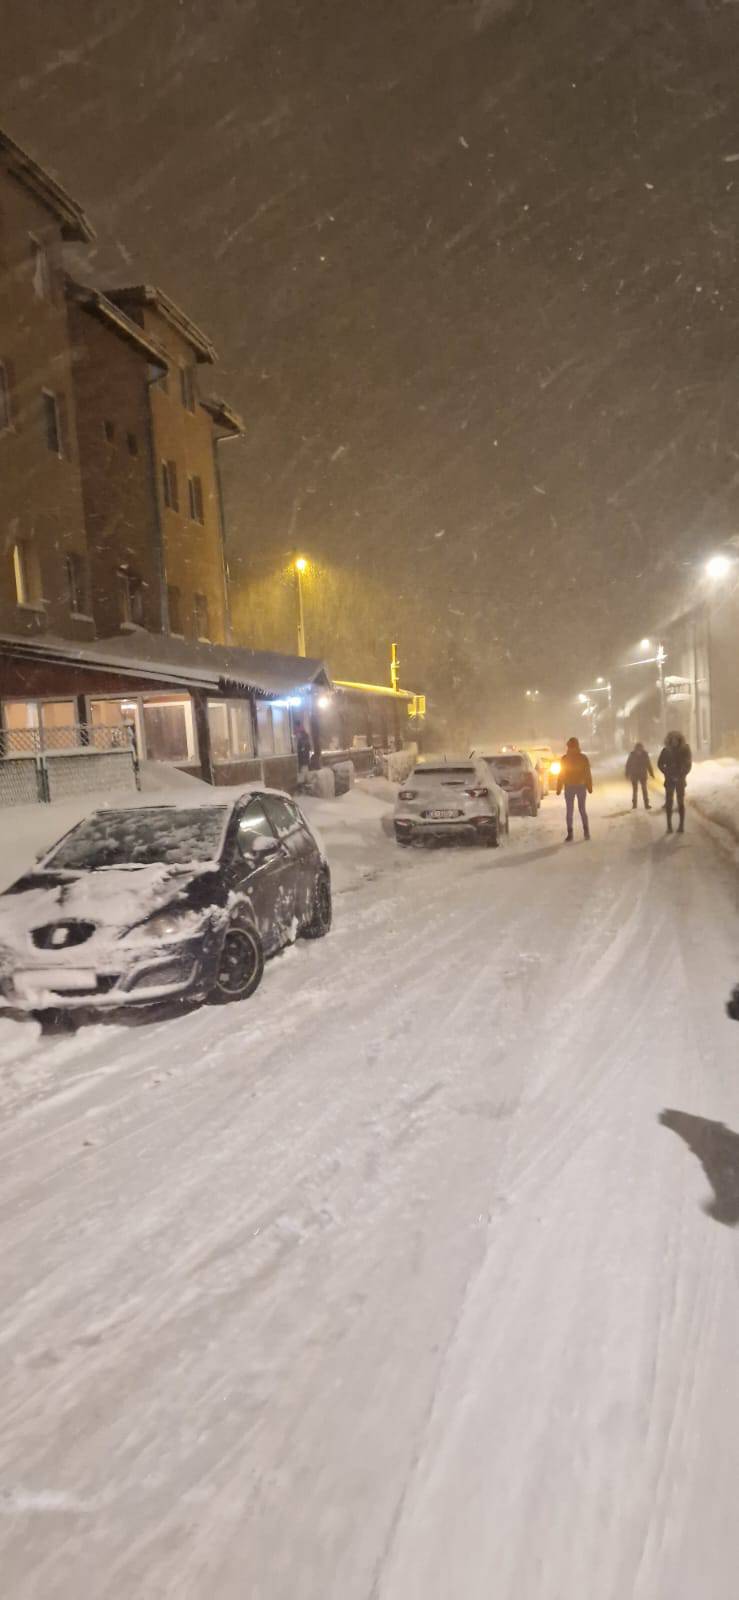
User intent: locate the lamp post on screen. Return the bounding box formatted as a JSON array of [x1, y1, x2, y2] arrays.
[[294, 556, 308, 657]]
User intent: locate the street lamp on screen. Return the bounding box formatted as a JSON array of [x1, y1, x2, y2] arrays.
[[294, 556, 308, 656], [705, 553, 733, 581]]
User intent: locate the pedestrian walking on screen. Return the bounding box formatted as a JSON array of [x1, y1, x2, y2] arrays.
[[556, 736, 593, 842], [657, 730, 692, 834], [625, 742, 654, 810]]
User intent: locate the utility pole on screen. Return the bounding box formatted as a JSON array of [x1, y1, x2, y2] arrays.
[[390, 641, 400, 693], [295, 557, 307, 657]]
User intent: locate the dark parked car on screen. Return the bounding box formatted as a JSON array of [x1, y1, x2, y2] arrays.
[[728, 986, 739, 1022], [0, 789, 331, 1021], [475, 751, 541, 817]]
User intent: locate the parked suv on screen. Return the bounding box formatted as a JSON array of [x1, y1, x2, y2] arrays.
[[476, 751, 540, 816], [394, 758, 509, 847]]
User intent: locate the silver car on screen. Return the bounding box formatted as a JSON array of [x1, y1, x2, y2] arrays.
[[393, 758, 509, 847]]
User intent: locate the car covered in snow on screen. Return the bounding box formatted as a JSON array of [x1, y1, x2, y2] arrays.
[[393, 758, 509, 847], [0, 789, 332, 1020], [474, 750, 541, 817]]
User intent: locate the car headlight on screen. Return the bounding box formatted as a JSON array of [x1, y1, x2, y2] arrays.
[[127, 907, 196, 942], [550, 761, 561, 776]]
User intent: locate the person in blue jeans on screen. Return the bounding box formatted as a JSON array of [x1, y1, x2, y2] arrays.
[[555, 736, 593, 841]]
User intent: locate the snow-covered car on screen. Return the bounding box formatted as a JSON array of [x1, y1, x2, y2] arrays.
[[526, 744, 556, 794], [394, 758, 509, 847], [476, 751, 541, 817], [728, 986, 739, 1022], [0, 790, 331, 1019]]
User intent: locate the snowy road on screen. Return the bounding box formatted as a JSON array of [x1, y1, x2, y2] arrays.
[[0, 781, 737, 1599]]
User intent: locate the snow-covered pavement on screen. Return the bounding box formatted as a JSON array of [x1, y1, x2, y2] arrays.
[[0, 779, 737, 1599]]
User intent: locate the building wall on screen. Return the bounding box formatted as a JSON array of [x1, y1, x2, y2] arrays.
[[0, 169, 91, 639], [119, 305, 228, 645], [68, 304, 165, 637]]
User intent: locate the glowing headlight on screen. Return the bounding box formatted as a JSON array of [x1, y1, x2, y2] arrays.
[[550, 761, 561, 776], [134, 908, 194, 941]]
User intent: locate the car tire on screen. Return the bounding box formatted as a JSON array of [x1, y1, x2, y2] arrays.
[[483, 826, 500, 848], [395, 833, 413, 847], [209, 918, 264, 1004], [529, 799, 539, 817], [35, 1007, 77, 1036], [302, 873, 333, 939]]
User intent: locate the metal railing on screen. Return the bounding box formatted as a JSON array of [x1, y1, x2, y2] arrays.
[[0, 723, 135, 758]]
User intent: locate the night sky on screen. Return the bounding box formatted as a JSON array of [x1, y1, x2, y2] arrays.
[[3, 0, 739, 726]]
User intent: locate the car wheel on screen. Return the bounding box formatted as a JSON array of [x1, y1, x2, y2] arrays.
[[34, 1007, 77, 1036], [529, 799, 539, 817], [395, 832, 413, 846], [483, 826, 500, 848], [209, 919, 264, 1004], [302, 873, 333, 939]]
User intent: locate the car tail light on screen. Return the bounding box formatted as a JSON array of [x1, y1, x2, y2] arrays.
[[399, 788, 417, 800], [465, 786, 489, 799]]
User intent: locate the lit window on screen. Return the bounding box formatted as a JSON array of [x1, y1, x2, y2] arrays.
[[167, 584, 183, 635], [142, 696, 196, 764], [180, 366, 196, 412], [188, 474, 204, 523], [0, 360, 12, 432], [66, 552, 86, 614], [256, 702, 275, 756], [161, 459, 179, 511], [30, 236, 51, 300], [12, 541, 39, 607], [207, 699, 255, 763], [194, 592, 210, 640], [117, 569, 144, 627], [42, 390, 61, 454]]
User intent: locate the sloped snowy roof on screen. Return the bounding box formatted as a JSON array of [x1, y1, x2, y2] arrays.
[[0, 631, 330, 698]]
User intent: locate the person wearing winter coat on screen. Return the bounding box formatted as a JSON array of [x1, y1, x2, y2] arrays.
[[556, 736, 593, 841], [625, 742, 654, 810], [294, 721, 312, 776], [657, 730, 692, 834]]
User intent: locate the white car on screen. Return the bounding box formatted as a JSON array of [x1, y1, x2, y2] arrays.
[[394, 758, 509, 848]]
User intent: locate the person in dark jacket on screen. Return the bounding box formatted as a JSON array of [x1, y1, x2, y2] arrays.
[[556, 736, 593, 841], [625, 742, 654, 810], [657, 730, 692, 834], [294, 720, 312, 774]]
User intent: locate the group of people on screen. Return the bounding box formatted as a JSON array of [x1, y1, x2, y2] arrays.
[[554, 730, 693, 841]]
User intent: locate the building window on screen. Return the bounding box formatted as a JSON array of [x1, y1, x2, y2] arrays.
[[30, 236, 51, 300], [167, 584, 183, 635], [194, 592, 210, 640], [207, 699, 255, 764], [2, 699, 77, 752], [42, 389, 62, 455], [117, 568, 145, 627], [0, 360, 12, 432], [155, 368, 169, 395], [66, 551, 86, 614], [127, 431, 138, 456], [12, 541, 41, 608], [141, 696, 196, 764], [256, 703, 293, 758], [180, 366, 196, 412], [271, 705, 292, 755], [188, 474, 204, 523], [104, 418, 115, 442], [161, 458, 179, 511]]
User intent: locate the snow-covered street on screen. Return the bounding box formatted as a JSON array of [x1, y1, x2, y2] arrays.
[[0, 778, 737, 1600]]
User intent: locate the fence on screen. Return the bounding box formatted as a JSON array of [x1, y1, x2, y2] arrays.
[[0, 724, 139, 807]]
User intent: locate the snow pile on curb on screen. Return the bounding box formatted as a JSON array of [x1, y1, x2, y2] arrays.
[[689, 759, 739, 844]]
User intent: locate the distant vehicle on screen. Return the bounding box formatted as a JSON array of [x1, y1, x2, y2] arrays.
[[394, 758, 509, 847], [526, 744, 556, 795], [0, 790, 331, 1022], [476, 751, 541, 816]]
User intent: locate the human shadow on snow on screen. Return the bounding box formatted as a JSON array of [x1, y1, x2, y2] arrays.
[[659, 1109, 739, 1227]]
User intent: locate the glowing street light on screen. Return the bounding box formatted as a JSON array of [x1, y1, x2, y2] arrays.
[[639, 637, 651, 652], [705, 552, 733, 581], [294, 556, 309, 656]]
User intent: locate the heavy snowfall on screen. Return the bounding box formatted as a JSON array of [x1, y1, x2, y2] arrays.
[[0, 770, 737, 1599]]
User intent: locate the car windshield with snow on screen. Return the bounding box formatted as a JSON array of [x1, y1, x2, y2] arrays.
[[0, 791, 332, 1021], [393, 759, 509, 847]]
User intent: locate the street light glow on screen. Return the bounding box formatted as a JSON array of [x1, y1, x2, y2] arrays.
[[596, 676, 604, 685], [705, 553, 732, 580], [577, 693, 588, 704], [295, 556, 308, 573], [639, 638, 651, 652]]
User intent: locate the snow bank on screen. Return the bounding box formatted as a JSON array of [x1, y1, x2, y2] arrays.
[[689, 759, 739, 845]]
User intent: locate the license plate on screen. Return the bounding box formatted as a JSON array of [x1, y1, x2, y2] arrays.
[[427, 808, 459, 819], [15, 968, 98, 996]]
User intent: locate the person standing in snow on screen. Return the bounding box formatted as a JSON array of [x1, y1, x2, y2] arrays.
[[625, 742, 654, 810], [657, 730, 692, 834], [294, 720, 312, 778], [556, 736, 593, 842]]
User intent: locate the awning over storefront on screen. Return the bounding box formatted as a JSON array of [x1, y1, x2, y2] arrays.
[[0, 631, 331, 700]]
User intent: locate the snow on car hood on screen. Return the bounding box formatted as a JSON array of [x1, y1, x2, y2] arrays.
[[0, 863, 207, 958]]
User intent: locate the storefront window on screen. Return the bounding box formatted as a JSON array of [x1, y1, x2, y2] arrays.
[[208, 699, 255, 764], [39, 701, 77, 749], [142, 697, 195, 764], [2, 699, 77, 751], [256, 701, 275, 756]]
